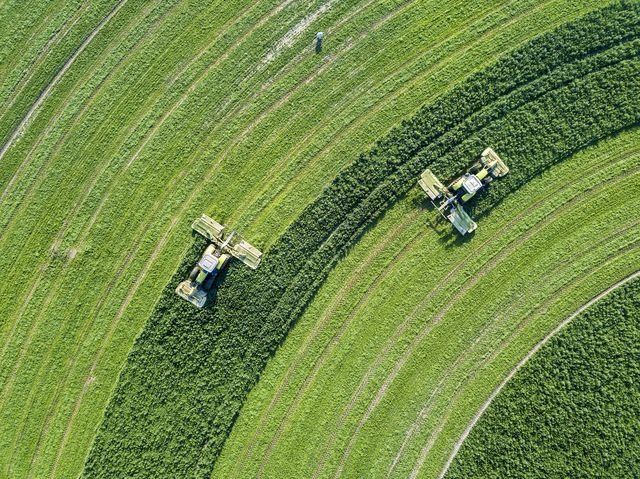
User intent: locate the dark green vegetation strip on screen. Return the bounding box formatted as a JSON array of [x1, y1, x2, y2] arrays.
[[83, 3, 640, 478], [445, 276, 640, 479]]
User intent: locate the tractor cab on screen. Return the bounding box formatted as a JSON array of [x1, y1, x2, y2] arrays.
[[198, 245, 220, 273]]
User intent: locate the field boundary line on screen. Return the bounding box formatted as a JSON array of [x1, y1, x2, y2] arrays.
[[402, 221, 640, 479], [248, 0, 563, 228], [388, 219, 639, 477], [230, 0, 477, 221], [436, 268, 640, 479], [252, 215, 424, 478], [234, 209, 420, 474], [0, 2, 88, 124]]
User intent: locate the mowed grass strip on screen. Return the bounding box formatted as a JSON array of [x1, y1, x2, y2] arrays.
[[0, 0, 119, 146], [0, 1, 607, 477], [87, 5, 639, 478], [216, 129, 640, 479]]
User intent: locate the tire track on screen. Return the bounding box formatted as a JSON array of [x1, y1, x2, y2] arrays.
[[246, 42, 640, 476], [0, 2, 88, 124], [0, 0, 127, 162], [412, 235, 640, 479], [249, 0, 566, 229], [0, 0, 177, 397], [233, 209, 421, 475]]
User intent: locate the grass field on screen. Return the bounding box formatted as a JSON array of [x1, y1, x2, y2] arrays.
[[445, 276, 640, 478], [213, 128, 640, 479], [0, 1, 637, 478]]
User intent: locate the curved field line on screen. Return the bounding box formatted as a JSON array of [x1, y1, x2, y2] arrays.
[[0, 1, 276, 470], [409, 236, 640, 479], [0, 0, 177, 392], [435, 270, 640, 479], [0, 0, 259, 236], [390, 217, 640, 478], [327, 163, 640, 478], [0, 2, 88, 123], [0, 0, 127, 163], [0, 0, 177, 368], [313, 150, 639, 475], [138, 0, 423, 228], [232, 209, 422, 475], [0, 1, 164, 248], [0, 0, 277, 387], [18, 5, 365, 465], [0, 0, 177, 266], [248, 0, 564, 229], [254, 225, 426, 478], [0, 0, 176, 236]]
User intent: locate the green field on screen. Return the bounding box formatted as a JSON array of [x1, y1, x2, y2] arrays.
[[445, 276, 640, 478], [213, 129, 640, 479], [0, 1, 638, 478]]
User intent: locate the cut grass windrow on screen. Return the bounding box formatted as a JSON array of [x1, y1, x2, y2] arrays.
[[230, 131, 640, 479]]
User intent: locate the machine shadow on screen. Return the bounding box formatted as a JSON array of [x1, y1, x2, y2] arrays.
[[411, 194, 474, 248]]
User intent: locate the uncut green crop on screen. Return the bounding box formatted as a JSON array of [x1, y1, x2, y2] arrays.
[[84, 3, 640, 478], [445, 278, 640, 479]]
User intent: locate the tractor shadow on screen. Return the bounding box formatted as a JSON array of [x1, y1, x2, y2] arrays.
[[411, 194, 475, 248]]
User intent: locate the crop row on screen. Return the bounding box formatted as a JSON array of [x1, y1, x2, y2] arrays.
[[0, 0, 119, 146], [0, 1, 346, 476], [445, 276, 640, 479], [83, 3, 640, 478], [2, 1, 591, 477]]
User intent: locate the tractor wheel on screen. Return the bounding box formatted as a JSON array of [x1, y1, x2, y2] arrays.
[[189, 266, 200, 281], [202, 273, 216, 291]]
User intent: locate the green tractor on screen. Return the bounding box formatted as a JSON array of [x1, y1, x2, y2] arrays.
[[418, 148, 509, 235], [175, 214, 262, 308]]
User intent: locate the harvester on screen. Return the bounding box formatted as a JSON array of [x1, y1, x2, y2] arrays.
[[175, 214, 262, 308], [418, 148, 509, 235]]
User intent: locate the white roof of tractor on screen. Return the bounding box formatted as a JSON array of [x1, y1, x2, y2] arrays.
[[462, 174, 483, 194], [198, 247, 219, 273]]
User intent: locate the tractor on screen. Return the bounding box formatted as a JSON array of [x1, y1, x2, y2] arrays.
[[175, 214, 262, 308], [418, 147, 509, 235]]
